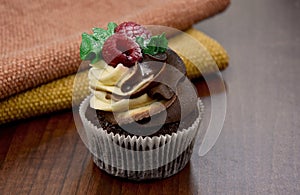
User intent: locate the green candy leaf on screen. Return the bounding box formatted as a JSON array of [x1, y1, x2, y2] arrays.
[[136, 33, 168, 55], [80, 22, 117, 64], [80, 33, 101, 64], [135, 36, 146, 49]]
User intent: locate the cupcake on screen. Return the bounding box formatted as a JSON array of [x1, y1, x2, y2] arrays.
[[78, 22, 203, 180]]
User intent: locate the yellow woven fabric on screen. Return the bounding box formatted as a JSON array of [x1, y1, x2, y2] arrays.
[[0, 72, 89, 125], [0, 28, 229, 125], [170, 28, 229, 79]]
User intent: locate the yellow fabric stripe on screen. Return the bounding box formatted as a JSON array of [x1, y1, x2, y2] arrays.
[[0, 28, 229, 125]]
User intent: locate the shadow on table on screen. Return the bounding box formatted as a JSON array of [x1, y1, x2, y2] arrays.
[[84, 160, 199, 194]]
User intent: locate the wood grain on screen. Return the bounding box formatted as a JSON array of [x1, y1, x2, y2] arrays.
[[1, 0, 300, 194]]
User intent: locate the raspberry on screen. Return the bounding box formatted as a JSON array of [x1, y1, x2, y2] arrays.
[[115, 22, 151, 40], [102, 33, 142, 67]]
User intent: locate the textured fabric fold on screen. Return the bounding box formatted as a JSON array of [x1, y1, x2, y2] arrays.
[[0, 28, 228, 125], [0, 0, 230, 100]]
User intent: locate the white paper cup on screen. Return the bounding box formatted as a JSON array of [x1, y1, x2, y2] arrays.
[[79, 96, 204, 180]]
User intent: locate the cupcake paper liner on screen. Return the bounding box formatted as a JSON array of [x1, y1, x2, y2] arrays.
[[79, 96, 204, 180]]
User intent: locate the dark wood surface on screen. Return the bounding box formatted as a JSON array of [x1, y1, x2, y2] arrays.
[[1, 0, 300, 194]]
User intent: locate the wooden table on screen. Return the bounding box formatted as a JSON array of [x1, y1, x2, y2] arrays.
[[1, 0, 300, 194]]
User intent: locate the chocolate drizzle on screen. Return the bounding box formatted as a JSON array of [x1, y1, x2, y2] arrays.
[[120, 60, 165, 93]]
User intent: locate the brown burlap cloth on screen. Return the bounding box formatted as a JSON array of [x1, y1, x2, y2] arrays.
[[0, 28, 229, 125], [0, 0, 230, 100]]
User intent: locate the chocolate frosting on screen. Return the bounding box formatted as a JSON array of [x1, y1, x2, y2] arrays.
[[99, 48, 198, 127]]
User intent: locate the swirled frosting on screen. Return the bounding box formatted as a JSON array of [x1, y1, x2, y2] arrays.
[[88, 49, 198, 126]]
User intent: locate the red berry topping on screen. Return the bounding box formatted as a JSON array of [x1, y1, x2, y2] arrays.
[[102, 33, 142, 67], [115, 22, 151, 40]]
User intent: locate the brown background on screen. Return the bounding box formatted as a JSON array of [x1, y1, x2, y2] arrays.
[[1, 0, 300, 194]]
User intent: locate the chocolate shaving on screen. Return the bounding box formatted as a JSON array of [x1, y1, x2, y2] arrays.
[[144, 53, 167, 62], [148, 84, 174, 100]]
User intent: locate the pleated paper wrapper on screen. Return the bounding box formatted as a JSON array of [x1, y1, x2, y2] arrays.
[[79, 96, 204, 180]]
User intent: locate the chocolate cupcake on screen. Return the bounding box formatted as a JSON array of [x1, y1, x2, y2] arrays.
[[78, 22, 203, 180]]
